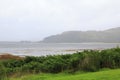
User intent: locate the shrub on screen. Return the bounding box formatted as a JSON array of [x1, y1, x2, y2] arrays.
[[0, 62, 8, 80]]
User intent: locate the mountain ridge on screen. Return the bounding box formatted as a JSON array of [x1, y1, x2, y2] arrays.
[[41, 27, 120, 43]]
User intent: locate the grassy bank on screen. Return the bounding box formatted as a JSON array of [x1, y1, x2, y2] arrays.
[[0, 47, 120, 79], [10, 69, 120, 80]]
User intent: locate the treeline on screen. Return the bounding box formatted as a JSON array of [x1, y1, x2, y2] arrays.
[[0, 47, 120, 79]]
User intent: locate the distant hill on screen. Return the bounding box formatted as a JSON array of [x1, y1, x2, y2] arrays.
[[41, 27, 120, 43]]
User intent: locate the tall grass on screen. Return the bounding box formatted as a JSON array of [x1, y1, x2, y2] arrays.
[[0, 62, 8, 80], [0, 47, 120, 78]]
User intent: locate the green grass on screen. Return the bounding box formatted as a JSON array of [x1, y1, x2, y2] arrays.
[[10, 69, 120, 80]]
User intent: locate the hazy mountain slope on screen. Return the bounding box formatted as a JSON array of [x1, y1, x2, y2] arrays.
[[42, 27, 120, 43]]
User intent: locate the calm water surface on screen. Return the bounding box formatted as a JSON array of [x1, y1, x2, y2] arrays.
[[0, 42, 120, 56]]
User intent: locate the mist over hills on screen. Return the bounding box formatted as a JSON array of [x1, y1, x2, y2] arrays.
[[41, 27, 120, 43]]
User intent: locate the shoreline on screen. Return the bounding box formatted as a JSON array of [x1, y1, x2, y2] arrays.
[[0, 48, 107, 58], [0, 48, 105, 57]]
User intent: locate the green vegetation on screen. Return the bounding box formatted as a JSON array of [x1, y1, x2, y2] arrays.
[[0, 47, 120, 79], [10, 69, 120, 80], [0, 62, 8, 80]]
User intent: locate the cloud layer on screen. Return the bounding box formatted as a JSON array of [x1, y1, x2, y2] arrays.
[[0, 0, 120, 41]]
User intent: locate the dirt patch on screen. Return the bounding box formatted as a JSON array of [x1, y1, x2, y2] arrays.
[[0, 53, 23, 60]]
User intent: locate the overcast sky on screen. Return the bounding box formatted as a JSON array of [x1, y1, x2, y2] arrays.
[[0, 0, 120, 41]]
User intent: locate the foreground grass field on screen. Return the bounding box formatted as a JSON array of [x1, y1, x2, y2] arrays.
[[11, 69, 120, 80]]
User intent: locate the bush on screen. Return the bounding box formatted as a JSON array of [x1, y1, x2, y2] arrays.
[[0, 62, 8, 80], [1, 47, 120, 76]]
